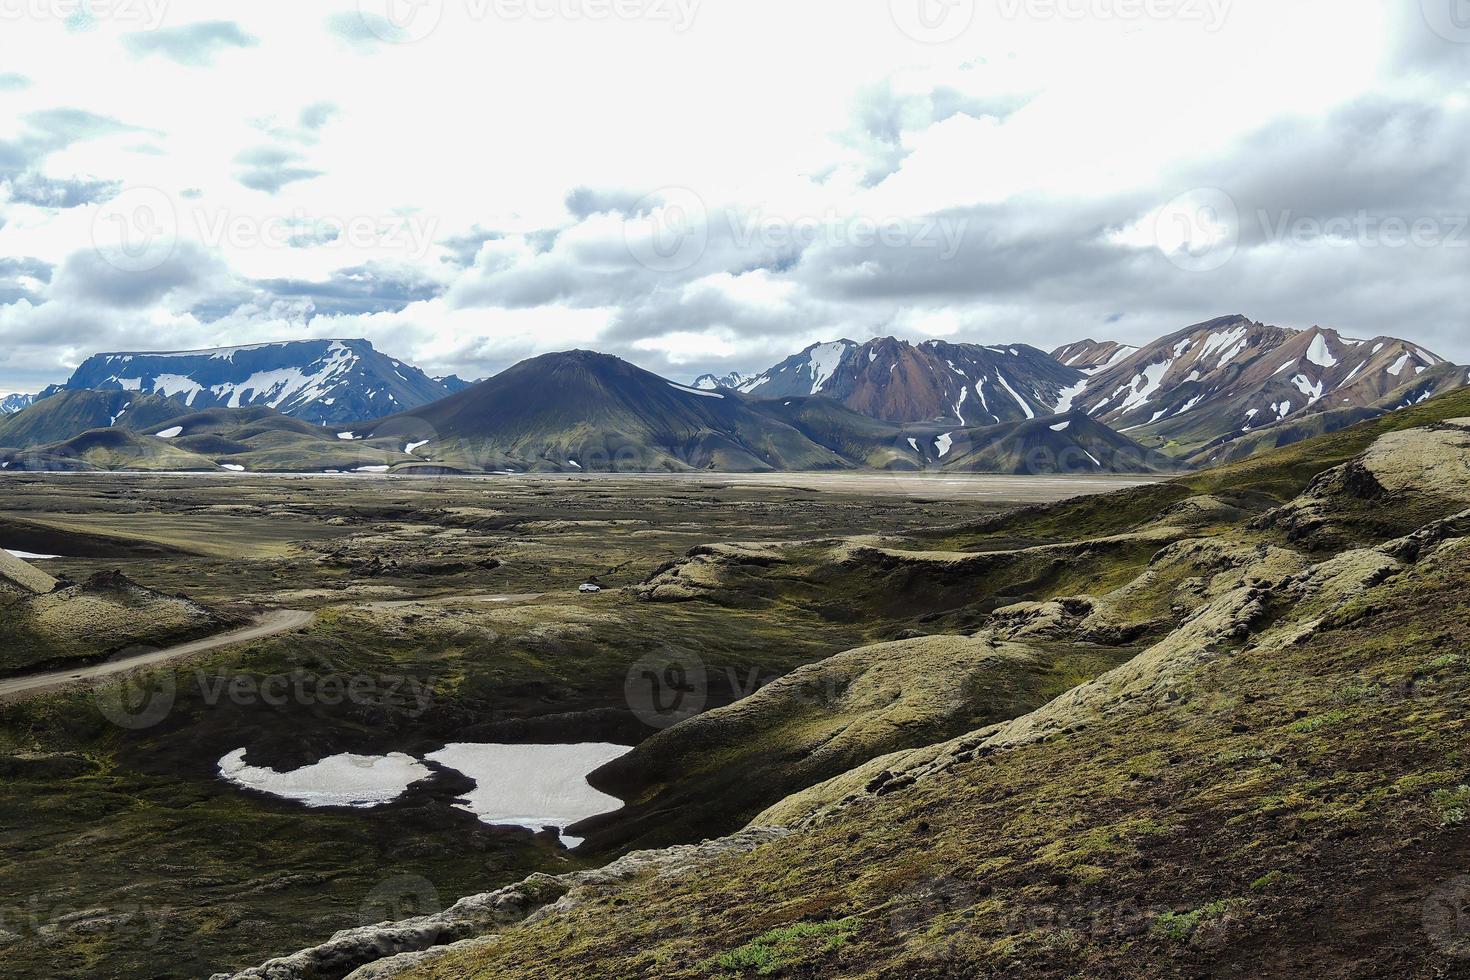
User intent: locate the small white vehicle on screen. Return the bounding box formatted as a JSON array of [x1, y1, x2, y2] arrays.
[[579, 583, 602, 594]]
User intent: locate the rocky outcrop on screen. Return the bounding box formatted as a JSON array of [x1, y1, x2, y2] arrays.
[[635, 543, 789, 603], [214, 828, 788, 980]]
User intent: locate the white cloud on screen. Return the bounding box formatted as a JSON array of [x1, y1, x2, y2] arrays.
[[0, 1, 1464, 392]]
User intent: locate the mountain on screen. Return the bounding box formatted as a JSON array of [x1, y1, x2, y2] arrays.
[[0, 393, 34, 415], [746, 398, 1179, 475], [53, 339, 454, 426], [939, 411, 1184, 475], [692, 372, 750, 391], [434, 374, 477, 394], [0, 390, 189, 448], [358, 350, 853, 473], [1063, 315, 1468, 457], [1, 427, 219, 472], [1050, 339, 1139, 372], [737, 337, 1086, 425]]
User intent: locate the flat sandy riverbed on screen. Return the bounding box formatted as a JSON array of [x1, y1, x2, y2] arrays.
[[0, 469, 1158, 502]]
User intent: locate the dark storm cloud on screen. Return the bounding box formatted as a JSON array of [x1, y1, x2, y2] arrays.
[[122, 20, 260, 66], [234, 145, 324, 193], [251, 264, 444, 316]]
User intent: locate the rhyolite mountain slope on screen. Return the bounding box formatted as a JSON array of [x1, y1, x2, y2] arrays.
[[358, 350, 854, 473], [1050, 338, 1139, 373], [53, 339, 454, 426], [736, 337, 1085, 426], [1064, 315, 1467, 457]]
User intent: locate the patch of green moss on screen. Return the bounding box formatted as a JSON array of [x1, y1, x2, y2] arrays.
[[708, 918, 858, 976]]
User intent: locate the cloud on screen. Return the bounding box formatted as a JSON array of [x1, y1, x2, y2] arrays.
[[0, 73, 30, 92], [325, 11, 411, 52], [123, 21, 260, 67], [0, 257, 53, 305], [3, 173, 121, 208], [49, 242, 226, 310], [298, 101, 339, 132], [233, 145, 324, 193], [251, 263, 445, 316]]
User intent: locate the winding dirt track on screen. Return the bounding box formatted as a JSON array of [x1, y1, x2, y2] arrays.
[[0, 609, 316, 703]]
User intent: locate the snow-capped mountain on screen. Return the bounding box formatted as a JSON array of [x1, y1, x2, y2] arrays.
[[55, 340, 455, 426], [736, 337, 1085, 426], [0, 393, 34, 415], [1051, 340, 1139, 373], [692, 372, 751, 391], [1063, 315, 1468, 454]]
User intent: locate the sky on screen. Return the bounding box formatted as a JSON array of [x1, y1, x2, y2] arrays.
[[0, 0, 1467, 392]]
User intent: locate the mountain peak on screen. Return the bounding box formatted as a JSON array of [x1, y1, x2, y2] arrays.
[[58, 338, 450, 426]]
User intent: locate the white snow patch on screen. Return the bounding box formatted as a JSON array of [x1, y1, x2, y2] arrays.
[[1305, 334, 1338, 368], [426, 743, 632, 846], [221, 464, 245, 472], [1291, 374, 1326, 406], [353, 465, 391, 474], [1049, 421, 1071, 432], [994, 372, 1035, 419], [405, 440, 430, 455], [1388, 354, 1413, 377], [806, 342, 851, 394], [1200, 326, 1248, 364], [337, 432, 358, 441], [1118, 360, 1171, 415], [667, 382, 724, 399], [5, 549, 59, 560], [935, 433, 955, 458], [154, 426, 183, 439], [906, 437, 919, 453], [1052, 378, 1088, 415], [218, 749, 431, 808]]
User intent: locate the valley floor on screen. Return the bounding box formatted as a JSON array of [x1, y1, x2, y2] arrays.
[[0, 471, 1122, 979]]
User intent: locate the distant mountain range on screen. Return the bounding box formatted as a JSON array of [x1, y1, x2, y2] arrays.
[[728, 337, 1083, 426], [46, 339, 458, 426], [1061, 315, 1467, 461], [1, 315, 1462, 474], [0, 393, 34, 415]]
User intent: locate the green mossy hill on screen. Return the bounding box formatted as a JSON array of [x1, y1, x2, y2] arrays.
[[400, 479, 1470, 979]]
